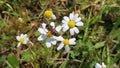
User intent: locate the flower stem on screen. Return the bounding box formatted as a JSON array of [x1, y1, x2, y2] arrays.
[[107, 45, 110, 68], [83, 8, 92, 41]]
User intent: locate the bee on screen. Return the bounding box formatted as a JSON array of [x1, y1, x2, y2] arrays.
[[46, 24, 60, 36]]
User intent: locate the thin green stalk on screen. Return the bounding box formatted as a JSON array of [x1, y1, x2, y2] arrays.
[[79, 58, 85, 68], [102, 47, 106, 61], [28, 42, 39, 68], [107, 45, 110, 68], [59, 52, 70, 68], [83, 8, 92, 41], [29, 48, 40, 68], [35, 1, 49, 19]]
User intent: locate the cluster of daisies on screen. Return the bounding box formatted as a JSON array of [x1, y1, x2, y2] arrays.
[[16, 10, 106, 68], [37, 10, 84, 52], [16, 10, 83, 52]]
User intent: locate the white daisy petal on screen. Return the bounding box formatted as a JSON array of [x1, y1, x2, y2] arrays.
[[69, 38, 76, 45], [23, 39, 27, 44], [52, 14, 56, 20], [73, 27, 79, 34], [50, 22, 55, 28], [41, 23, 48, 32], [62, 24, 67, 27], [52, 40, 56, 45], [95, 63, 102, 68], [102, 62, 106, 68], [62, 20, 68, 24], [23, 34, 27, 37], [20, 34, 24, 37], [38, 28, 46, 34], [75, 17, 81, 22], [26, 38, 29, 41], [23, 35, 27, 40], [55, 25, 62, 32], [65, 46, 70, 52], [37, 34, 46, 41], [63, 16, 70, 22], [76, 21, 83, 26], [54, 36, 64, 41], [24, 38, 29, 44], [42, 23, 46, 29], [74, 14, 79, 19], [16, 36, 20, 41], [46, 38, 55, 44], [69, 13, 74, 20], [44, 28, 48, 33], [17, 42, 21, 47], [57, 42, 64, 50], [46, 41, 52, 48], [50, 38, 56, 45], [62, 25, 69, 32], [70, 28, 74, 35]]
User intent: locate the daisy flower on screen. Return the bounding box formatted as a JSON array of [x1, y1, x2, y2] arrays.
[[37, 22, 61, 48], [56, 36, 76, 52], [61, 13, 83, 35], [44, 10, 56, 20], [16, 34, 29, 47], [95, 62, 106, 68]]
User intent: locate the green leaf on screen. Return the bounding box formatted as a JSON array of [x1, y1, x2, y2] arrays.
[[94, 41, 105, 49], [6, 53, 19, 68], [2, 35, 10, 40], [10, 11, 19, 17], [21, 50, 34, 61], [113, 17, 120, 29], [0, 42, 4, 47], [70, 51, 80, 59], [0, 56, 6, 62], [70, 51, 75, 59], [0, 19, 4, 27], [34, 30, 40, 37], [5, 3, 13, 11]]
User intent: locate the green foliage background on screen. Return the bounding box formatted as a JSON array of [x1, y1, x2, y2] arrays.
[[0, 0, 120, 68]]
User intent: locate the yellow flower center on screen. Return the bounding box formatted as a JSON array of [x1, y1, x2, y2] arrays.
[[46, 31, 53, 38], [19, 38, 24, 43], [44, 10, 53, 18], [63, 39, 69, 45], [68, 20, 75, 28]]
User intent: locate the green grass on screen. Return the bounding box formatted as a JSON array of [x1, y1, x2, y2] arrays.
[[0, 0, 120, 68]]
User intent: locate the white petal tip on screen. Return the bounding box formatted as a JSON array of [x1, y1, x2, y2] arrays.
[[52, 15, 56, 20]]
